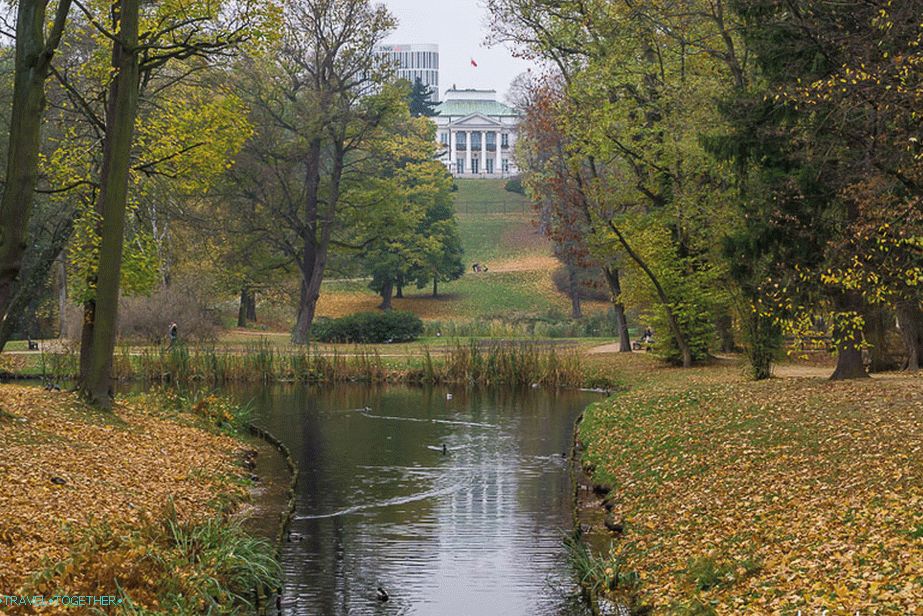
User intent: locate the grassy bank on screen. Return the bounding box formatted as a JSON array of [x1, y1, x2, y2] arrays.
[[0, 385, 280, 613], [577, 358, 923, 614]]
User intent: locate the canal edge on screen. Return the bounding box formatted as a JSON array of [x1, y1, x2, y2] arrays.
[[570, 406, 637, 616], [248, 423, 300, 550]]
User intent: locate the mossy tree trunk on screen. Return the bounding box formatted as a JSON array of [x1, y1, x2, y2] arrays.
[[79, 0, 141, 408], [0, 0, 71, 329]]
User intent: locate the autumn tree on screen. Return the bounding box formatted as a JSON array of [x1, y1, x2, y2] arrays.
[[490, 0, 747, 366], [722, 0, 922, 379], [61, 0, 267, 406], [0, 0, 72, 333], [230, 0, 401, 343]]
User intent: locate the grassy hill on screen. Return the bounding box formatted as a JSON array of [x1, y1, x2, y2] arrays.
[[316, 179, 610, 322]]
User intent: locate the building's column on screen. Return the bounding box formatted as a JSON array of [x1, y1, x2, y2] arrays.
[[480, 130, 487, 176], [464, 131, 471, 175], [449, 129, 456, 172], [495, 130, 503, 176]]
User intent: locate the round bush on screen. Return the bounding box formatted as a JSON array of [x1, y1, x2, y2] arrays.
[[314, 311, 423, 343], [504, 176, 524, 194]]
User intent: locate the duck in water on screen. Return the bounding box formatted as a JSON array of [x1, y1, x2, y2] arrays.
[[442, 444, 448, 455], [376, 587, 389, 602]]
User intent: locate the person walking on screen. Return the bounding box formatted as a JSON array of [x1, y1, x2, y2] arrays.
[[168, 322, 178, 349]]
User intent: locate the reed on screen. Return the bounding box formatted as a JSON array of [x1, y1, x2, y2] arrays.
[[35, 338, 585, 387]]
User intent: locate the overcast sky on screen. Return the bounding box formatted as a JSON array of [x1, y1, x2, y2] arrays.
[[380, 0, 533, 102]]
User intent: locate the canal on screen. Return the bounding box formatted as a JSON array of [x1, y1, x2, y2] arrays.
[[247, 384, 596, 616]]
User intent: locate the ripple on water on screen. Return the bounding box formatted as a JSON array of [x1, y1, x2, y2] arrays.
[[250, 384, 596, 616]]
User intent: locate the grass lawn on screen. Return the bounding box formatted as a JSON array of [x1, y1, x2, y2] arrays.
[[577, 354, 923, 614], [452, 178, 530, 215]]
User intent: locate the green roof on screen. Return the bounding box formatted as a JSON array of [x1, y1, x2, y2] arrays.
[[434, 99, 519, 117]]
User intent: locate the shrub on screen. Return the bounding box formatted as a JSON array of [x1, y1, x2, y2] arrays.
[[649, 301, 714, 365], [504, 176, 524, 194], [314, 310, 423, 343], [116, 278, 222, 344]]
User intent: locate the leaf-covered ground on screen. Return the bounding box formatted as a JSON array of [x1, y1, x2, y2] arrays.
[[579, 362, 923, 614], [0, 385, 249, 605]]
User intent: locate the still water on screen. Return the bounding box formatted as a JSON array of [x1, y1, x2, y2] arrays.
[[246, 385, 597, 616]]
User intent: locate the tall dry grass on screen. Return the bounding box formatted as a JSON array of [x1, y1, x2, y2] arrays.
[[46, 339, 585, 387]]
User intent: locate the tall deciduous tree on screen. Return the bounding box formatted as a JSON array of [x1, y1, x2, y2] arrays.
[[75, 0, 268, 405], [723, 0, 922, 380], [231, 0, 399, 343], [516, 76, 632, 346], [0, 0, 72, 331]]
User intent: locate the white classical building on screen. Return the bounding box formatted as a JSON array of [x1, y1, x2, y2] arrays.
[[375, 44, 440, 102], [434, 88, 520, 178]]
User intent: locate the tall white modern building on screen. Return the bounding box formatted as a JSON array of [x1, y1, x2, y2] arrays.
[[434, 88, 520, 178], [375, 44, 440, 102]]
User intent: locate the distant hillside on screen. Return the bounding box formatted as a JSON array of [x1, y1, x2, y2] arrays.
[[316, 179, 609, 320]]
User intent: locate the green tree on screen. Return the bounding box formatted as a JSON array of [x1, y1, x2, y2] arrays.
[[71, 0, 268, 406], [347, 115, 460, 308], [720, 0, 922, 379], [230, 0, 400, 343], [408, 78, 438, 117], [0, 0, 72, 333]]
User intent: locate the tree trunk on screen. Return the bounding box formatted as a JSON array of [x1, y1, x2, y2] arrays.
[[863, 304, 895, 372], [237, 287, 253, 327], [602, 266, 631, 352], [0, 230, 72, 352], [79, 0, 141, 408], [432, 277, 438, 298], [715, 312, 737, 353], [0, 0, 71, 328], [896, 299, 922, 371], [79, 301, 94, 384], [57, 253, 67, 338], [567, 264, 582, 319], [607, 220, 692, 366], [292, 252, 327, 344], [291, 137, 341, 345], [395, 274, 403, 299], [745, 309, 780, 380], [830, 343, 868, 380], [829, 293, 869, 380], [379, 279, 393, 311], [247, 290, 257, 321]]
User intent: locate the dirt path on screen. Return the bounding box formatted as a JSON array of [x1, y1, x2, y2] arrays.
[[587, 341, 626, 354]]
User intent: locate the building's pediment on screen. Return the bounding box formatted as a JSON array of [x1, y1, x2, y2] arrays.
[[449, 113, 503, 128]]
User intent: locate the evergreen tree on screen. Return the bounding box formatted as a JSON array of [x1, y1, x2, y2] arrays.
[[408, 78, 439, 117]]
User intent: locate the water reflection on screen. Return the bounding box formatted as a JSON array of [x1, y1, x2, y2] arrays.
[[247, 385, 595, 616]]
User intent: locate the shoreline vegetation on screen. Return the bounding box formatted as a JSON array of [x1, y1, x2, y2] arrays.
[[1, 339, 592, 389], [0, 385, 283, 614], [571, 354, 923, 614]]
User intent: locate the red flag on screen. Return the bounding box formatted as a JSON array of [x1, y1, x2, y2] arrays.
[[470, 58, 478, 68]]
